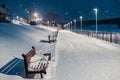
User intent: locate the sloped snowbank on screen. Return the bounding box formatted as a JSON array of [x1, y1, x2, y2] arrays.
[[0, 23, 56, 79]]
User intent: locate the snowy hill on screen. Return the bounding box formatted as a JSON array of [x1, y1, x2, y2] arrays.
[[0, 23, 56, 80]]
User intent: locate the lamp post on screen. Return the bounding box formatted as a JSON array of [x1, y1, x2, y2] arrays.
[[93, 8, 98, 34], [67, 23, 69, 30], [47, 21, 49, 28], [70, 21, 72, 30], [16, 16, 19, 20], [68, 23, 70, 30], [80, 16, 83, 31], [74, 19, 76, 30]]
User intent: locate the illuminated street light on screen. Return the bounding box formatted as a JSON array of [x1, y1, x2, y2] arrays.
[[33, 12, 38, 17], [93, 8, 98, 34], [70, 21, 72, 30], [16, 16, 19, 20], [74, 19, 76, 30], [80, 16, 83, 31], [47, 21, 50, 27]]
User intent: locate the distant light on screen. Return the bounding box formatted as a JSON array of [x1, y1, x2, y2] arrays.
[[25, 9, 27, 11], [26, 11, 29, 13], [93, 8, 98, 13], [20, 4, 23, 7], [47, 21, 49, 24], [105, 10, 110, 13], [39, 18, 42, 21], [65, 12, 68, 15], [16, 16, 19, 20], [80, 16, 82, 19], [74, 19, 76, 22], [34, 12, 38, 17], [20, 17, 23, 20]]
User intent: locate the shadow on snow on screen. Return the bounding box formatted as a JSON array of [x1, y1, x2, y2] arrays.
[[40, 40, 49, 43], [0, 57, 26, 78]]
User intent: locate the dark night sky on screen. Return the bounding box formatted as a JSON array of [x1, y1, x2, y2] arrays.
[[1, 0, 120, 22]]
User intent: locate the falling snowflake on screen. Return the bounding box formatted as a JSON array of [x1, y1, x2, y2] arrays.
[[26, 11, 29, 13], [65, 12, 68, 15], [33, 2, 36, 5], [19, 4, 23, 7], [25, 9, 27, 11]]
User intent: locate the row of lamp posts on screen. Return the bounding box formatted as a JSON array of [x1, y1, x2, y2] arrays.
[[64, 8, 98, 34]]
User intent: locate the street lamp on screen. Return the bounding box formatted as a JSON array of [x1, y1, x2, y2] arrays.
[[74, 19, 76, 30], [80, 16, 83, 31], [47, 21, 49, 28], [16, 16, 19, 20], [68, 23, 70, 30], [93, 8, 98, 34], [33, 12, 38, 17], [70, 21, 72, 30], [66, 23, 69, 30]]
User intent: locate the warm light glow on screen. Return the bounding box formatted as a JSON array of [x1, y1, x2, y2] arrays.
[[33, 12, 38, 17]]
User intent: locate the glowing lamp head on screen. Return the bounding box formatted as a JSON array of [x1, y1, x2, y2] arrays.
[[80, 16, 82, 19], [93, 8, 98, 13], [33, 12, 38, 17], [74, 19, 76, 22]]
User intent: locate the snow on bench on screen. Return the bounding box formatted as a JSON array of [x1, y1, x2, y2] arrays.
[[48, 30, 59, 43], [22, 46, 51, 78]]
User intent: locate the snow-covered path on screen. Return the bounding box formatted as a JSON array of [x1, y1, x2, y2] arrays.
[[56, 30, 120, 80]]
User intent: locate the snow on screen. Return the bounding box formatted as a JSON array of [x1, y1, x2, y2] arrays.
[[55, 30, 120, 80], [0, 22, 56, 80], [0, 22, 120, 80]]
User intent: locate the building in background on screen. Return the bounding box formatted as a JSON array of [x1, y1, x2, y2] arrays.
[[0, 4, 10, 22]]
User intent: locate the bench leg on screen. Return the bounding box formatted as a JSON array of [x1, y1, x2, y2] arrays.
[[48, 35, 51, 43], [26, 73, 28, 78], [40, 73, 43, 78]]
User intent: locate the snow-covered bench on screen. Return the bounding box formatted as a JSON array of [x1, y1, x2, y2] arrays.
[[48, 30, 59, 43], [22, 47, 51, 78]]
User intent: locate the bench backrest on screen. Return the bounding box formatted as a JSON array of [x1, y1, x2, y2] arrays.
[[22, 46, 36, 72]]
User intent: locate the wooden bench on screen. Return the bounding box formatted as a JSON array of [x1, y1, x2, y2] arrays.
[[48, 30, 59, 43], [22, 47, 51, 78]]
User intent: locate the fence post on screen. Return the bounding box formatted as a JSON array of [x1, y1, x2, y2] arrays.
[[48, 35, 51, 43]]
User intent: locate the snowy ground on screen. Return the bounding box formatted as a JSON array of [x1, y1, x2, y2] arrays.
[[55, 30, 120, 80], [0, 23, 57, 80], [0, 22, 120, 80]]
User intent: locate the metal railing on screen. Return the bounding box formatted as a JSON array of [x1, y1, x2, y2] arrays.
[[72, 30, 120, 44]]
